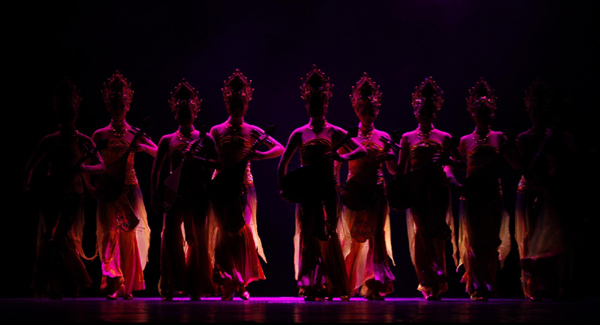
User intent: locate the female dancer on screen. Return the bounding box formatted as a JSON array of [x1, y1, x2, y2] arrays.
[[278, 65, 366, 301], [92, 71, 156, 300], [209, 70, 284, 300], [150, 80, 218, 300], [506, 80, 569, 301], [395, 77, 459, 301], [457, 78, 511, 301], [341, 73, 396, 300], [24, 78, 102, 299]]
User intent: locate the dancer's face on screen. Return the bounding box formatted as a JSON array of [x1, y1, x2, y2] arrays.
[[355, 100, 378, 126], [55, 99, 78, 126], [175, 100, 197, 127], [527, 99, 550, 126], [305, 91, 328, 119], [107, 87, 130, 120], [226, 93, 248, 118], [413, 99, 436, 124], [471, 100, 494, 127]]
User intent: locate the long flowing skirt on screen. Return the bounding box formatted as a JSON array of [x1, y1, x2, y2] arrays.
[[211, 186, 266, 294], [32, 192, 93, 298], [294, 190, 351, 298], [406, 183, 456, 299], [97, 186, 151, 296], [158, 194, 215, 298], [344, 190, 395, 297], [515, 178, 564, 300], [457, 182, 510, 298]]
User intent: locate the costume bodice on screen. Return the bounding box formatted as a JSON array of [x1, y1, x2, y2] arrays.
[[101, 138, 138, 186], [216, 135, 253, 185], [466, 144, 499, 177], [347, 140, 385, 186], [300, 138, 332, 166], [168, 138, 210, 190], [410, 139, 443, 171], [299, 138, 336, 186]]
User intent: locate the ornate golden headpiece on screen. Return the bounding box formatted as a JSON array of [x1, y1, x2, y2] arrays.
[[222, 69, 253, 104], [169, 79, 201, 113], [412, 76, 443, 112], [300, 64, 333, 101], [102, 70, 133, 106], [466, 77, 497, 114], [350, 72, 381, 109]]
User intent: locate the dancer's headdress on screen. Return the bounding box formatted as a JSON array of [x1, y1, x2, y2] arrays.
[[466, 77, 497, 114], [222, 69, 253, 104], [102, 70, 133, 106], [350, 72, 382, 109], [412, 76, 443, 112], [300, 64, 333, 101], [169, 79, 201, 113]]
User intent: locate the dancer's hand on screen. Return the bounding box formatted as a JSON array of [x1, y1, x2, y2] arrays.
[[325, 151, 344, 161], [242, 147, 257, 160]]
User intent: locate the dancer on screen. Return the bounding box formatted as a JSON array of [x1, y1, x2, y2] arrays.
[[394, 77, 459, 300], [24, 78, 102, 299], [209, 69, 284, 300], [150, 80, 217, 300], [92, 71, 156, 300], [341, 73, 396, 300], [456, 78, 511, 301], [278, 65, 366, 301], [506, 79, 586, 301]]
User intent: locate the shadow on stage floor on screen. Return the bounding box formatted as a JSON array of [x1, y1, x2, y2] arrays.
[[1, 296, 598, 323]]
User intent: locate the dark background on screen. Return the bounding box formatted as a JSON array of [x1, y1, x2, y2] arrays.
[[6, 0, 599, 298]]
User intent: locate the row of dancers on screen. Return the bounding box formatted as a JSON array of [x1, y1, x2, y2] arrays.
[[24, 66, 590, 302]]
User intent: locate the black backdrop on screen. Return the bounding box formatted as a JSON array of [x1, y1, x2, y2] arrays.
[[6, 0, 599, 298]]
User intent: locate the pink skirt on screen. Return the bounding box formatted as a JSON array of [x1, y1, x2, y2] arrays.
[[344, 191, 395, 296], [97, 186, 151, 296]]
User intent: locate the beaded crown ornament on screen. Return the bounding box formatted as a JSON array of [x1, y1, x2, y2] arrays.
[[466, 77, 497, 114], [169, 79, 201, 113], [300, 64, 333, 101], [412, 76, 444, 113], [350, 72, 382, 109], [222, 69, 253, 105], [102, 70, 133, 107]]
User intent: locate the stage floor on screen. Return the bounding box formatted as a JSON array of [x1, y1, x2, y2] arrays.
[[1, 297, 598, 323]]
